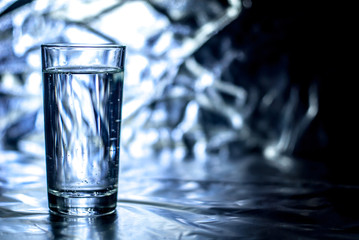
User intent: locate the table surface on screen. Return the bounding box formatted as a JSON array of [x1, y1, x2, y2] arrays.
[[1, 152, 359, 240]]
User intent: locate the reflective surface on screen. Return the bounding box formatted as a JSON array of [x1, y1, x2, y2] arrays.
[[1, 153, 359, 239]]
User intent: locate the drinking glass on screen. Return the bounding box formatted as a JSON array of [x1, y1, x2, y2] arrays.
[[41, 44, 126, 216]]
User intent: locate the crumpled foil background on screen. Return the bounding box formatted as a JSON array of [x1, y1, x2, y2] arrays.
[[0, 0, 322, 166], [1, 0, 358, 239]]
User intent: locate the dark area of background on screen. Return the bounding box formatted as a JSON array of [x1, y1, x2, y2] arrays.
[[235, 0, 354, 183]]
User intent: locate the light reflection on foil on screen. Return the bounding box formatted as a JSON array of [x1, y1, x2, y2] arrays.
[[1, 154, 359, 239]]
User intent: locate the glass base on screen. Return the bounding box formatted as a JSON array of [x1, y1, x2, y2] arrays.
[[48, 189, 117, 217]]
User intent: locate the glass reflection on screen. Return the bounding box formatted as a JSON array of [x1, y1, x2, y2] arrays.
[[49, 212, 117, 240]]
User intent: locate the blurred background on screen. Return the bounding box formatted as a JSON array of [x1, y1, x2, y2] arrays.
[[0, 0, 353, 183]]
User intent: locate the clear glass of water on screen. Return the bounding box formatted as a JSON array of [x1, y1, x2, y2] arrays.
[[41, 44, 126, 216]]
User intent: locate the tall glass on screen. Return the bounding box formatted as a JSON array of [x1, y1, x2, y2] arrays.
[[41, 44, 126, 216]]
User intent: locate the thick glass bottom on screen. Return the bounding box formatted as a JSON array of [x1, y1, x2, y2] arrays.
[[48, 189, 117, 217]]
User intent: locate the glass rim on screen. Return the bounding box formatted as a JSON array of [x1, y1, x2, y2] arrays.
[[41, 43, 126, 49]]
